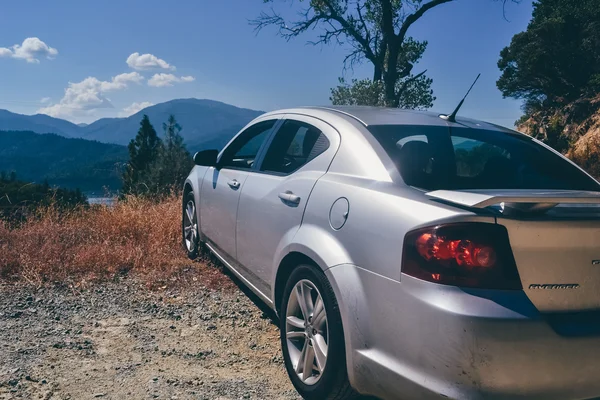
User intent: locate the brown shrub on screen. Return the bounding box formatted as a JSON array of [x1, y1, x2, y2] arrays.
[[0, 194, 233, 290]]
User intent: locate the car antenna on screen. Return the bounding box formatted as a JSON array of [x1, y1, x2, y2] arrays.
[[440, 73, 481, 123]]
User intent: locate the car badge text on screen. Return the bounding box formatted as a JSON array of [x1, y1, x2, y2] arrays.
[[529, 283, 580, 290]]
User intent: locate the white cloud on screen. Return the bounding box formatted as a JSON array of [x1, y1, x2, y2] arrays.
[[120, 101, 154, 117], [126, 52, 174, 71], [148, 73, 195, 87], [98, 71, 144, 91], [40, 97, 51, 104], [0, 37, 58, 63], [38, 72, 144, 120]]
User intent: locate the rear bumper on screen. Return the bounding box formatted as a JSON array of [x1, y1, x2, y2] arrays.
[[326, 264, 600, 400]]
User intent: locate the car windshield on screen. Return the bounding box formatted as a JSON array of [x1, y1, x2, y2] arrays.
[[368, 125, 600, 192]]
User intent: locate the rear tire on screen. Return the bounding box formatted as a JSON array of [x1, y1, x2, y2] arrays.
[[279, 264, 359, 400], [182, 191, 200, 260]]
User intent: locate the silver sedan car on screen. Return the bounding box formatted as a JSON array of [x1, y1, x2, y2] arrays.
[[182, 106, 600, 400]]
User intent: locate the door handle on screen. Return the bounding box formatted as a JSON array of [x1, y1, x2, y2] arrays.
[[227, 179, 240, 189], [278, 191, 301, 205]]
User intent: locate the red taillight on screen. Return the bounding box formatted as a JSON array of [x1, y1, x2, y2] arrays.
[[415, 234, 497, 268], [402, 223, 521, 290]]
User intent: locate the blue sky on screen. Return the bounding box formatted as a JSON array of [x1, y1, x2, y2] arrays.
[[0, 0, 533, 126]]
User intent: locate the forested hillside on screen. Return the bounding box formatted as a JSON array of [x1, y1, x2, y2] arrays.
[[0, 131, 128, 191]]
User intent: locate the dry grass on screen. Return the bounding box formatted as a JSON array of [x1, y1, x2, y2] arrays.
[[0, 193, 234, 290]]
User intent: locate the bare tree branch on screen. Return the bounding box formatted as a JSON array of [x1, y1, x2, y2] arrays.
[[250, 0, 378, 64], [250, 9, 285, 34], [250, 8, 321, 41], [498, 0, 522, 21], [319, 0, 378, 62], [308, 22, 346, 46], [355, 2, 371, 46], [342, 48, 364, 73], [397, 0, 454, 44]]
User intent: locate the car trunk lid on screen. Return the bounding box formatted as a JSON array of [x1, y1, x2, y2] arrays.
[[427, 189, 600, 312]]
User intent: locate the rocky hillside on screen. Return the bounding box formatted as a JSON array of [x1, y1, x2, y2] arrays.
[[518, 96, 600, 178]]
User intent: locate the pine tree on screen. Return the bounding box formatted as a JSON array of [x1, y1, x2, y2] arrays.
[[147, 115, 193, 195], [122, 115, 161, 195]]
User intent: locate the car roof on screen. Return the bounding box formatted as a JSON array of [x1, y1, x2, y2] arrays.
[[263, 105, 518, 135]]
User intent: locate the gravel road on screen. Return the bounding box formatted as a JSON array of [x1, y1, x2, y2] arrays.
[[0, 276, 301, 400]]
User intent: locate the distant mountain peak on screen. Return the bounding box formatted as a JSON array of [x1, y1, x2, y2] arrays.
[[0, 98, 264, 150], [0, 108, 82, 137]]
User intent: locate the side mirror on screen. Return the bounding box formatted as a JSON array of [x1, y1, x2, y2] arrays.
[[193, 149, 219, 167]]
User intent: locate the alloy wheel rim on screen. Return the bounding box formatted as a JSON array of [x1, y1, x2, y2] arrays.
[[183, 200, 198, 252], [285, 279, 329, 385]]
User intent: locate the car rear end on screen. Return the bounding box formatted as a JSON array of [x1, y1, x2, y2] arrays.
[[333, 120, 600, 399], [342, 249, 600, 400]]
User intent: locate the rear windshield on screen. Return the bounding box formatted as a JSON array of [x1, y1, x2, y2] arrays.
[[368, 125, 600, 191]]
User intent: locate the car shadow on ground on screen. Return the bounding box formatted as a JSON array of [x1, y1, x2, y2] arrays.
[[201, 247, 279, 324], [200, 247, 381, 400]]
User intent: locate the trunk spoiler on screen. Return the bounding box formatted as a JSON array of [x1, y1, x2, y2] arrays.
[[426, 189, 600, 212]]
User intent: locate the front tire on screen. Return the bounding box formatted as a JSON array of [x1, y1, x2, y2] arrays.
[[279, 264, 358, 400], [182, 191, 200, 260]]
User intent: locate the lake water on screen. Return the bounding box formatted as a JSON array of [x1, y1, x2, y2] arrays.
[[87, 197, 117, 206]]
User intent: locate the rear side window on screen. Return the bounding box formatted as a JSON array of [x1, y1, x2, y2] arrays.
[[368, 125, 600, 191], [260, 120, 329, 174]]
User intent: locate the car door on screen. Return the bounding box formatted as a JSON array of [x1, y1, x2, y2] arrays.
[[200, 119, 278, 260], [235, 115, 341, 295]]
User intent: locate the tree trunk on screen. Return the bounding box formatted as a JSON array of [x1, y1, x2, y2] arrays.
[[380, 0, 400, 107], [384, 41, 400, 107], [373, 65, 382, 81]]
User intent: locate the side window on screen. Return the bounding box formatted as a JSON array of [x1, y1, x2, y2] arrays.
[[260, 120, 330, 174], [219, 120, 276, 169], [393, 135, 434, 187], [452, 137, 510, 178]]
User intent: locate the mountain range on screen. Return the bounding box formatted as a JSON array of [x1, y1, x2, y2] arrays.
[[0, 99, 265, 193], [0, 98, 264, 151]]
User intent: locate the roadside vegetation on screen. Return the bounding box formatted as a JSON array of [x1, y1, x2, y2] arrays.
[[0, 172, 86, 221], [0, 114, 213, 288], [0, 192, 233, 289]]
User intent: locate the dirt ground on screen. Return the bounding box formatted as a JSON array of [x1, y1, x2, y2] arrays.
[[0, 276, 301, 400]]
